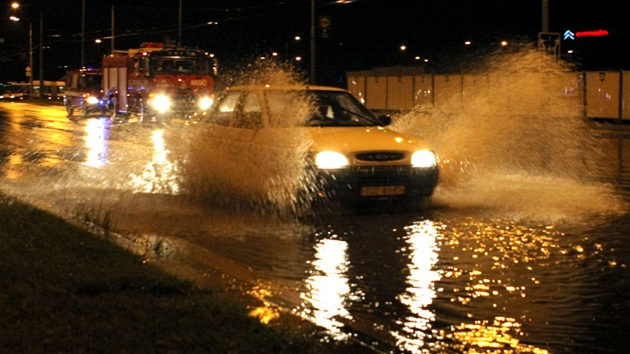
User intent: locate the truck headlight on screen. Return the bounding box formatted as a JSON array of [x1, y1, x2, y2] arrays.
[[151, 95, 171, 112], [86, 96, 99, 105], [315, 151, 348, 169], [199, 97, 214, 110], [411, 150, 437, 168]]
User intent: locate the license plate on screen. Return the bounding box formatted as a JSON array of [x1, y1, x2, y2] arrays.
[[361, 185, 405, 196]]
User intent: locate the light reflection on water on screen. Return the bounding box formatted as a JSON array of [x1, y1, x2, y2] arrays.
[[84, 118, 109, 168], [432, 219, 559, 353], [301, 238, 355, 338], [288, 209, 629, 353], [390, 220, 440, 353], [128, 128, 180, 194]]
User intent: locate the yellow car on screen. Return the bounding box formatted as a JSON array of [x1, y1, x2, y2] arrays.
[[201, 84, 439, 211]]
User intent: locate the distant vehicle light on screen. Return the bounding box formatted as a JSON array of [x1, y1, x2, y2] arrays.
[[411, 150, 437, 167], [151, 95, 171, 112], [315, 151, 349, 169], [199, 97, 213, 110]]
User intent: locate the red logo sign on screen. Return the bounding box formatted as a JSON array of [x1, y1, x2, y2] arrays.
[[575, 29, 609, 37]]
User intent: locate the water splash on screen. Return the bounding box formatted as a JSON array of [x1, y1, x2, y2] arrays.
[[177, 61, 317, 218], [172, 51, 627, 221], [390, 47, 627, 221], [218, 58, 306, 88]]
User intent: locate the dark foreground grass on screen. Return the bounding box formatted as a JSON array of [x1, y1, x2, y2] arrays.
[[0, 193, 341, 353]]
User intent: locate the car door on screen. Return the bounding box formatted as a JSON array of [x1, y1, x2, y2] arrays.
[[203, 89, 261, 145], [199, 89, 272, 198]]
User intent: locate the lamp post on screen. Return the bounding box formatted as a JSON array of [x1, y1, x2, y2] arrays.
[[9, 15, 33, 99], [11, 2, 43, 101]]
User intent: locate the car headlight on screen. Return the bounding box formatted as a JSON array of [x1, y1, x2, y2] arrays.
[[199, 97, 214, 110], [315, 151, 349, 169], [86, 96, 99, 105], [411, 150, 437, 168], [151, 95, 171, 112]]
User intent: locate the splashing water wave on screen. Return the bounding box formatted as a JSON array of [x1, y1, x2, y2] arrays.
[[389, 48, 627, 221]]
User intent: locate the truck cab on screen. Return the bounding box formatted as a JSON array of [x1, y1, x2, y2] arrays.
[[103, 42, 215, 122], [64, 68, 112, 119]]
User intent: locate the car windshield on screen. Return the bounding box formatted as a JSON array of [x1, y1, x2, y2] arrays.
[[266, 90, 381, 128], [79, 75, 102, 90]]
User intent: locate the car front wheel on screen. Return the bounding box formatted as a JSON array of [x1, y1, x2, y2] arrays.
[[66, 104, 76, 120]]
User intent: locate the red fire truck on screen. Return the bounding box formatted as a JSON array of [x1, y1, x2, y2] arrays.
[[64, 68, 112, 119], [102, 42, 216, 121]]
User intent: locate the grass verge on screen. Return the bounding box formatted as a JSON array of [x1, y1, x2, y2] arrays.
[[0, 193, 344, 353]]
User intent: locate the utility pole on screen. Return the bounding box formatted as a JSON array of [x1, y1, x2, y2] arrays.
[[178, 0, 183, 46], [111, 6, 115, 53], [310, 0, 316, 85], [542, 0, 549, 32], [38, 9, 42, 100], [81, 0, 85, 68], [538, 0, 559, 59]]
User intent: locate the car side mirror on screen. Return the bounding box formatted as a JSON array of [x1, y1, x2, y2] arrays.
[[378, 115, 392, 126]]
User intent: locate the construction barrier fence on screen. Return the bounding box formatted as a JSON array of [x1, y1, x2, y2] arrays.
[[347, 70, 630, 120]]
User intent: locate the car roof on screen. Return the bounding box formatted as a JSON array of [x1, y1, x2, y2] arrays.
[[225, 84, 349, 93]]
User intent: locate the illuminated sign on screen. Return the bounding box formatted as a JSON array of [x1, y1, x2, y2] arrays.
[[563, 29, 608, 40], [575, 29, 609, 37], [564, 30, 575, 40]]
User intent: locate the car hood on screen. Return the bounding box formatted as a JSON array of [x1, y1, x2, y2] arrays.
[[306, 126, 434, 153]]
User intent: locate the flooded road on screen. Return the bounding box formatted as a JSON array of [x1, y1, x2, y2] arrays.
[[1, 99, 629, 354]]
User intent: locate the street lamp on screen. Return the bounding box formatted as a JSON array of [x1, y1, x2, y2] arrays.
[[11, 2, 43, 101], [9, 15, 33, 99], [285, 35, 301, 60]]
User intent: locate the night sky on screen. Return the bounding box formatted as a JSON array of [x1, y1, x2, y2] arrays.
[[1, 0, 628, 85]]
